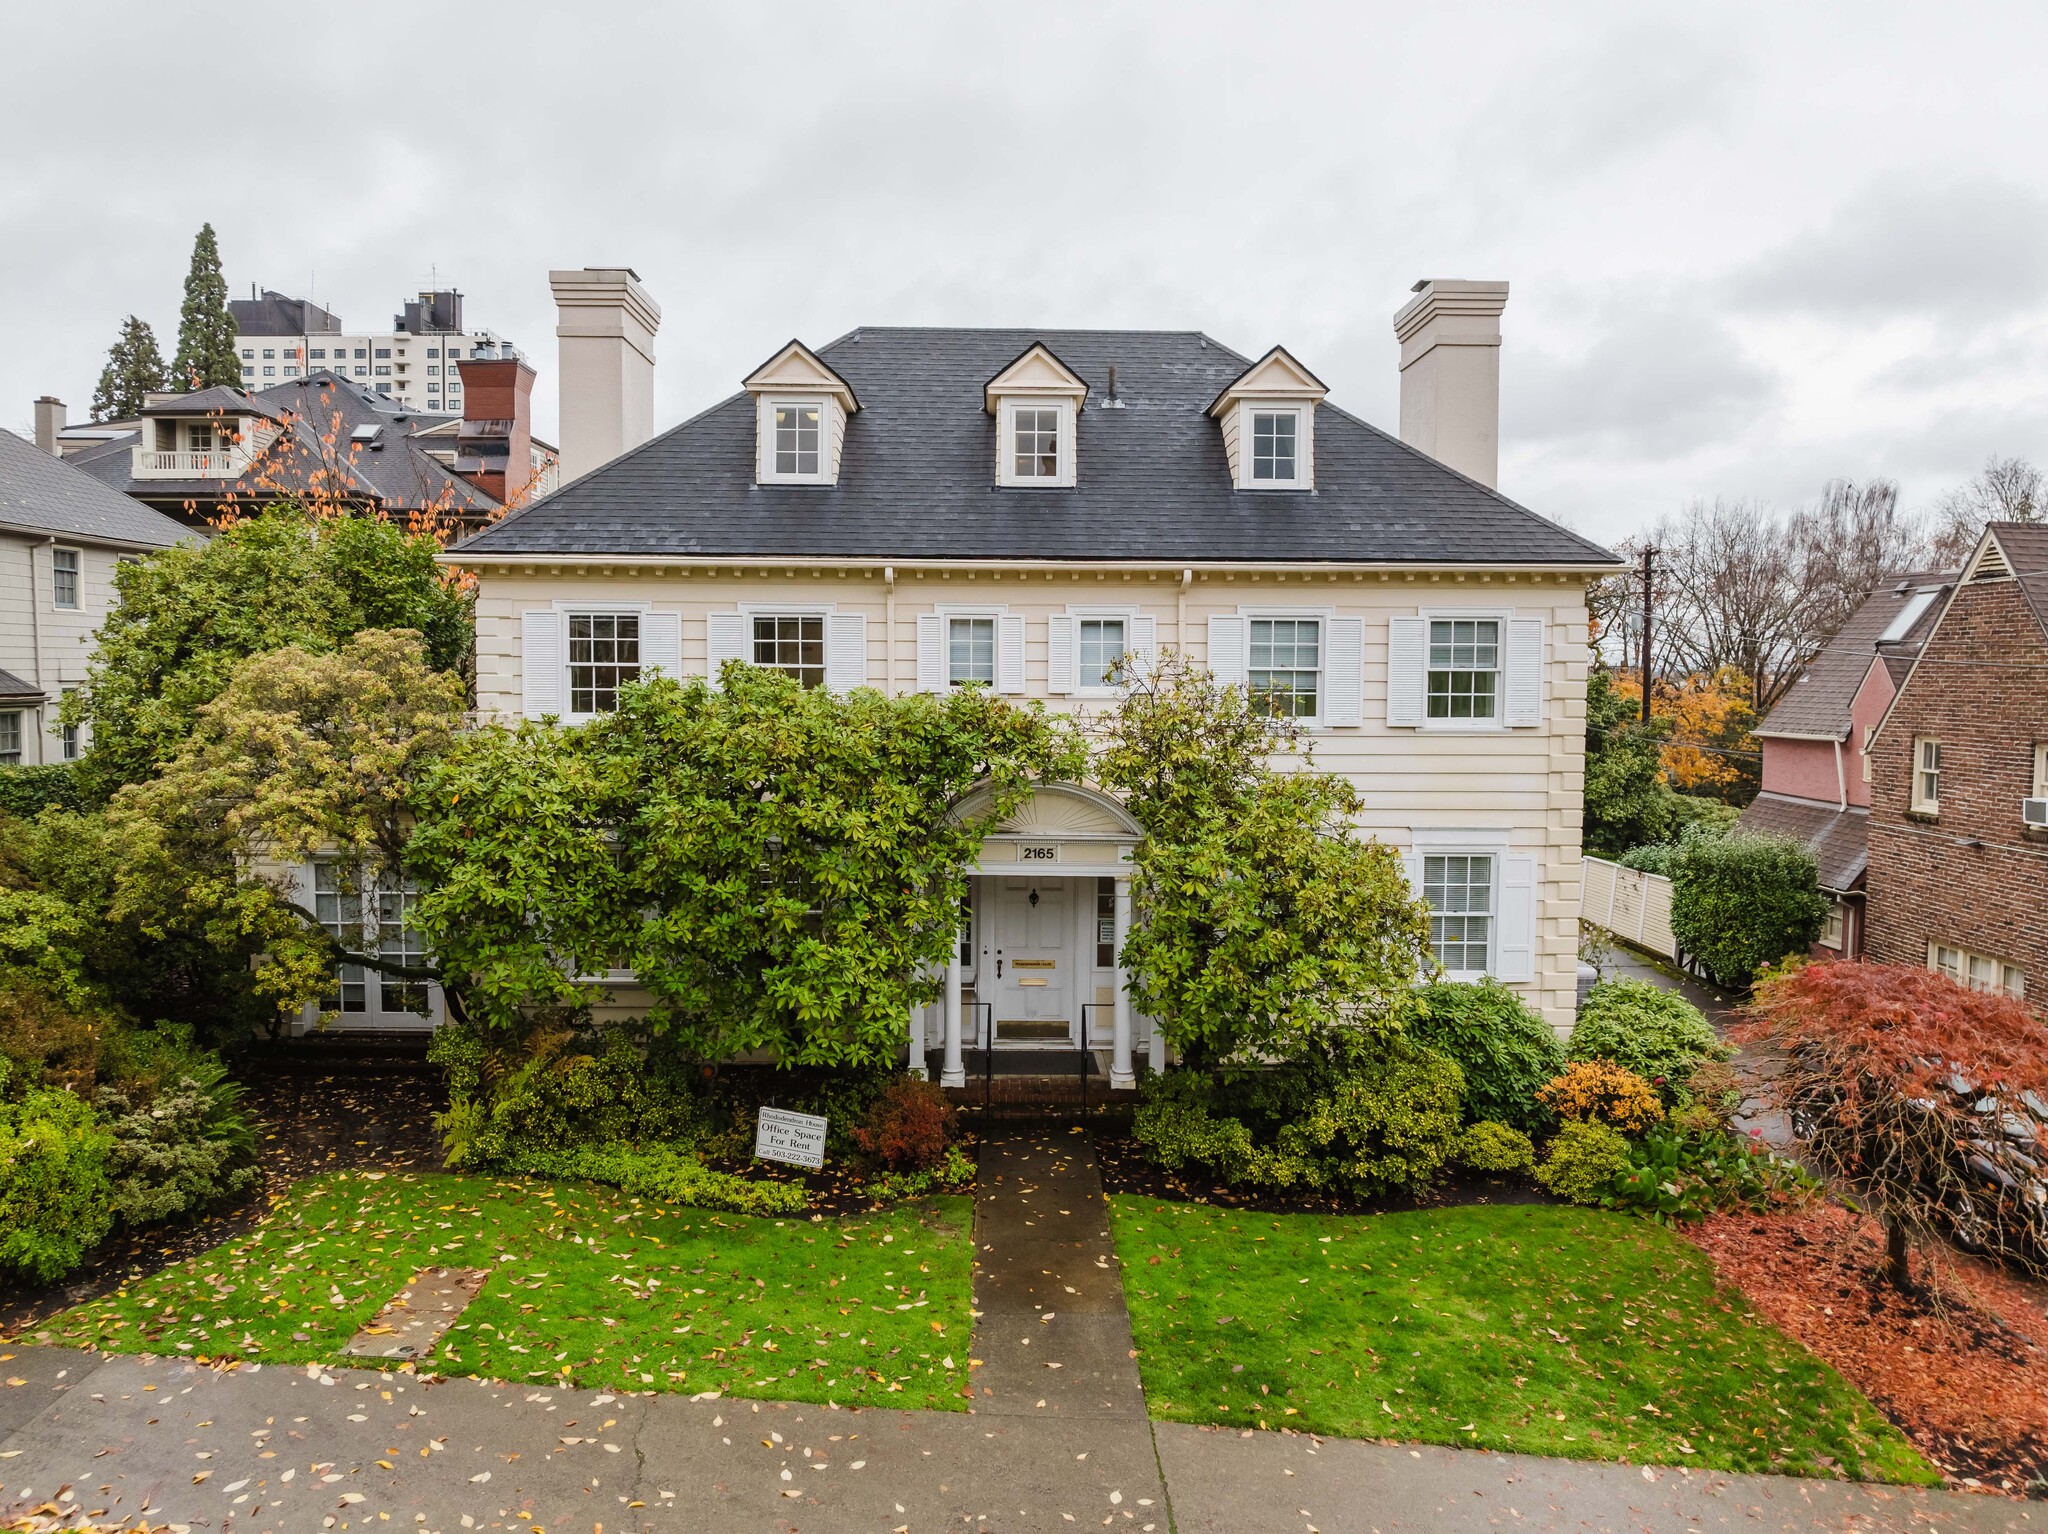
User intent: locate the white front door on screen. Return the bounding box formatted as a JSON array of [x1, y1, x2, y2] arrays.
[[991, 878, 1075, 1047]]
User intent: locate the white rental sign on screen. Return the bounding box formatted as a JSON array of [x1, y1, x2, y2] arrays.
[[755, 1107, 828, 1170]]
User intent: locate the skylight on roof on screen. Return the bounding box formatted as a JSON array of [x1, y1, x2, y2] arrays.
[[350, 424, 382, 444], [1878, 588, 1939, 643]]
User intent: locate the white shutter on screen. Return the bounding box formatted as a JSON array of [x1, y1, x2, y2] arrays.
[[1505, 617, 1544, 727], [997, 613, 1026, 694], [706, 611, 747, 688], [521, 609, 563, 719], [1207, 614, 1245, 688], [825, 612, 868, 692], [1047, 613, 1076, 694], [916, 613, 944, 693], [1494, 854, 1537, 982], [1402, 852, 1426, 905], [1128, 614, 1157, 682], [1387, 616, 1426, 727], [640, 610, 681, 680], [1323, 617, 1363, 727]]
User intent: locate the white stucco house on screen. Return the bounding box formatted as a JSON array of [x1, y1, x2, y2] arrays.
[[422, 272, 1621, 1083]]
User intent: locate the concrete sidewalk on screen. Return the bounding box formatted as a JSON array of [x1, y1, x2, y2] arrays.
[[0, 1346, 2030, 1533]]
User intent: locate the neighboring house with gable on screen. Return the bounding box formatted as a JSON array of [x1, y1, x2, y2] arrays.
[[1864, 523, 2048, 1000], [429, 272, 1622, 1079], [0, 426, 196, 765], [1736, 569, 1953, 960]]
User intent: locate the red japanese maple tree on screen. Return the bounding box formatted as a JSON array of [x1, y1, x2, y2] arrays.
[[1738, 961, 2048, 1288]]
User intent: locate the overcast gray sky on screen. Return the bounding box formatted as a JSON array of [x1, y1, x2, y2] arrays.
[[7, 1, 2047, 543]]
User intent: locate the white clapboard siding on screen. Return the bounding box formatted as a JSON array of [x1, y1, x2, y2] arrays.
[[706, 612, 747, 687], [915, 613, 944, 693], [1047, 613, 1076, 693], [521, 609, 563, 719], [1504, 617, 1544, 726], [1323, 617, 1364, 726], [640, 610, 681, 679], [1495, 854, 1537, 981], [1208, 614, 1246, 688], [825, 612, 868, 692], [1580, 856, 1676, 961], [1129, 613, 1157, 681], [997, 614, 1026, 693], [1386, 616, 1426, 726]]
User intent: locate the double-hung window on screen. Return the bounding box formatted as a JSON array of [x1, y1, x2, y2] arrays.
[[774, 403, 821, 476], [0, 711, 20, 765], [1250, 409, 1298, 484], [752, 613, 826, 688], [1933, 942, 2024, 998], [1096, 878, 1117, 967], [1078, 618, 1127, 689], [1424, 853, 1494, 974], [1428, 618, 1499, 720], [568, 613, 640, 714], [1010, 406, 1060, 480], [377, 879, 431, 1015], [948, 616, 996, 687], [313, 862, 367, 1013], [1911, 737, 1941, 813], [1249, 617, 1320, 718], [51, 548, 80, 610]]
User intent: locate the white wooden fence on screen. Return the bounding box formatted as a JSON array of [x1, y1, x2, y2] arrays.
[[1581, 856, 1677, 961]]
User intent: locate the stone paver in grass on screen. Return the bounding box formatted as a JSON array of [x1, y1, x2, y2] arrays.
[[1108, 1195, 1936, 1485], [343, 1265, 488, 1361], [30, 1169, 976, 1411]]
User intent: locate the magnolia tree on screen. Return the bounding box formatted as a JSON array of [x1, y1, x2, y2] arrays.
[[1093, 652, 1433, 1068], [1739, 961, 2048, 1287]]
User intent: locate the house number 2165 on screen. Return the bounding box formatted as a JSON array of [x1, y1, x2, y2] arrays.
[[1019, 844, 1059, 862]]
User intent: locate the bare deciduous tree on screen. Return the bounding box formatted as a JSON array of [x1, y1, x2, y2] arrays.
[[1930, 455, 2043, 566]]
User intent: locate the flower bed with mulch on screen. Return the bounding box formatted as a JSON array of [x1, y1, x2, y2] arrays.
[[1680, 1202, 2048, 1497]]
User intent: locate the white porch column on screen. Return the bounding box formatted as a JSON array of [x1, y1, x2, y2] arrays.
[[1110, 874, 1135, 1089], [941, 897, 966, 1088]]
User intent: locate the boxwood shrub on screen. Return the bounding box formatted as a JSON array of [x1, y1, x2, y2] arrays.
[[1399, 979, 1564, 1132], [1571, 977, 1731, 1099]]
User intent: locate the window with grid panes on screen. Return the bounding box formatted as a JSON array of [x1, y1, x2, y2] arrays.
[[1251, 410, 1297, 482], [568, 613, 640, 713], [52, 548, 80, 609], [1011, 407, 1059, 478], [1079, 618, 1127, 688], [1248, 617, 1320, 717], [0, 711, 20, 765], [313, 862, 367, 1012], [752, 614, 825, 687], [377, 879, 431, 1015], [948, 617, 996, 686], [1096, 879, 1116, 967], [1423, 853, 1494, 973], [774, 403, 821, 475], [1427, 619, 1500, 719], [1912, 738, 1940, 811]]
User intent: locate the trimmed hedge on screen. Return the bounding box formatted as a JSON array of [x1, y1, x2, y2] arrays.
[[0, 764, 88, 819], [1399, 979, 1564, 1132], [1669, 831, 1827, 988]]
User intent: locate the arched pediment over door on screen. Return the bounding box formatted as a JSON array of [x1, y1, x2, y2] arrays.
[[953, 781, 1142, 875]]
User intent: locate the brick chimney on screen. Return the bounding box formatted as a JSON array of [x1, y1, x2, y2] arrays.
[[548, 267, 661, 484], [453, 345, 537, 505], [33, 396, 65, 455], [1393, 279, 1510, 489]]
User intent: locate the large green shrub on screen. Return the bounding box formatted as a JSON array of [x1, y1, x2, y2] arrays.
[[1668, 831, 1827, 988], [1131, 1071, 1256, 1181], [1534, 1118, 1632, 1206], [1399, 980, 1564, 1131], [0, 765, 86, 819], [0, 1074, 115, 1282], [1572, 977, 1731, 1097], [92, 1031, 258, 1228]]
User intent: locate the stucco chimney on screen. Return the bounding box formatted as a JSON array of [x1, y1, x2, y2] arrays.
[[33, 396, 65, 455], [548, 267, 661, 484], [1392, 279, 1509, 489]]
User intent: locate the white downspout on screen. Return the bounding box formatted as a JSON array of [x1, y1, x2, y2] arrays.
[[883, 566, 897, 697], [1833, 736, 1846, 810], [1177, 567, 1193, 659], [29, 537, 52, 765]]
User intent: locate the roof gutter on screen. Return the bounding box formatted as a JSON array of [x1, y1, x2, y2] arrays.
[[434, 551, 1624, 578], [0, 518, 184, 554]]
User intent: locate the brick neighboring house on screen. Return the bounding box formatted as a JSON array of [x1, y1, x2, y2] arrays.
[[1736, 569, 1953, 959], [1864, 522, 2048, 999]]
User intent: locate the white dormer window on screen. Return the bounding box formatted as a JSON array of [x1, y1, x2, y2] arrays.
[[1010, 405, 1060, 479], [744, 340, 859, 486], [986, 343, 1087, 488], [1208, 346, 1327, 491]]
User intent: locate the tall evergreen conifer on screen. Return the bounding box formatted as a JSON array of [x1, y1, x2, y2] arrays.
[[90, 315, 169, 421], [172, 223, 240, 390]]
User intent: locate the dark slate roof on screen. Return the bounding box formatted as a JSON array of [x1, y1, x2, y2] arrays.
[[71, 374, 494, 520], [1755, 572, 1954, 740], [0, 427, 194, 548], [0, 667, 46, 704], [140, 387, 285, 422], [457, 327, 1620, 566], [1735, 794, 1868, 892]]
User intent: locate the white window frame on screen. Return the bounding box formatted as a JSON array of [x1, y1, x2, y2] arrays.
[[1245, 405, 1305, 489], [758, 396, 832, 485], [945, 612, 1000, 689], [0, 709, 20, 765], [1422, 609, 1507, 730], [2032, 741, 2047, 800], [1414, 838, 1505, 981], [1929, 941, 2024, 999], [51, 547, 82, 610], [1244, 609, 1330, 726], [1911, 736, 1941, 813], [995, 398, 1076, 488], [562, 605, 647, 722], [1818, 900, 1846, 951], [737, 601, 838, 689]]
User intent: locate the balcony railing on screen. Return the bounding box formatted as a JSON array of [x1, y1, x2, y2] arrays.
[[131, 447, 236, 479]]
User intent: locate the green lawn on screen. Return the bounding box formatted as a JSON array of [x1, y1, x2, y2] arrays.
[[1108, 1196, 1935, 1484], [36, 1170, 976, 1411]]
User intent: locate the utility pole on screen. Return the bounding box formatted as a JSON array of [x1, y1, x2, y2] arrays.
[[1638, 545, 1656, 725]]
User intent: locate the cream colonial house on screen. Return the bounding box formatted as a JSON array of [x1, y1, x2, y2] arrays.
[[435, 271, 1620, 1084]]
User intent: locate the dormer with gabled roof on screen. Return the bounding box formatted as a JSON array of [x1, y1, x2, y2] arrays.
[[1208, 346, 1327, 491], [744, 340, 860, 486], [984, 343, 1088, 488]]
